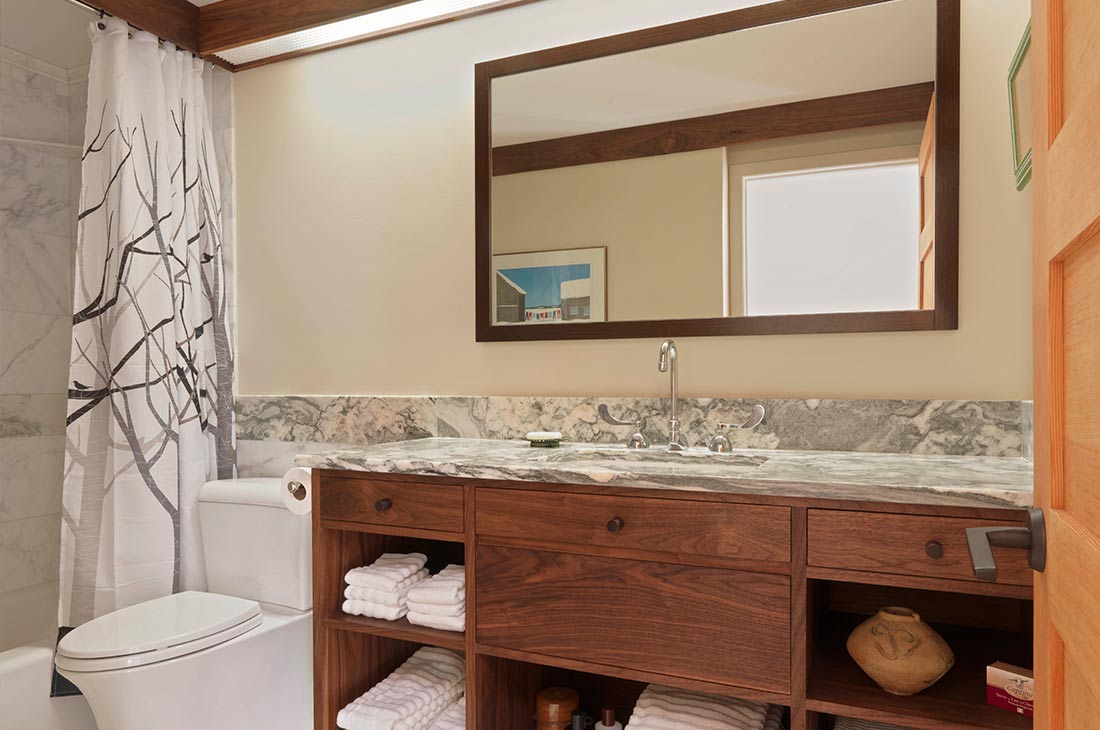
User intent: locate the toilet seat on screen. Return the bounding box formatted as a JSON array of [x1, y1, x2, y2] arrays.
[[55, 591, 262, 673]]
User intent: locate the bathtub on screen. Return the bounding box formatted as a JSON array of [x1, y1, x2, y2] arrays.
[[0, 638, 98, 729]]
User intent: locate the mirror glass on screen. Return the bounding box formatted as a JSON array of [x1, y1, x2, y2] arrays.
[[489, 0, 938, 326]]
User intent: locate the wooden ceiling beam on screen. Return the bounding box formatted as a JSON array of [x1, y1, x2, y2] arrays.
[[198, 0, 420, 55], [87, 0, 544, 71], [81, 0, 201, 54]]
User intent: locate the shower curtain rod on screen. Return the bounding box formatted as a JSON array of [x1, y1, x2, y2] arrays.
[[61, 0, 100, 16], [59, 0, 203, 52]]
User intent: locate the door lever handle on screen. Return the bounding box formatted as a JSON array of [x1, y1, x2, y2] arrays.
[[965, 508, 1046, 581]]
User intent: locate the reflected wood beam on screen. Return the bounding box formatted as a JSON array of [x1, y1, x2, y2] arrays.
[[483, 0, 895, 78], [81, 0, 201, 54], [492, 82, 935, 177]]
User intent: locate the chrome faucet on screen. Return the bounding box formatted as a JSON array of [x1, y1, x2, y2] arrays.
[[658, 339, 686, 451]]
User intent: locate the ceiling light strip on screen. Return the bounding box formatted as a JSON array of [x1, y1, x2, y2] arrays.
[[216, 0, 529, 67]]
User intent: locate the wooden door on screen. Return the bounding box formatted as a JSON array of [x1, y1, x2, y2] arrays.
[[1032, 0, 1100, 725]]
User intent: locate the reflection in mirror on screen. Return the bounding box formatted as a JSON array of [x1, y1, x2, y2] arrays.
[[489, 0, 938, 327]]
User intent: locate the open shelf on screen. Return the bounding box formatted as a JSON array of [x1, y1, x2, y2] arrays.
[[314, 515, 469, 730], [476, 643, 789, 707], [808, 612, 1031, 730], [326, 613, 465, 651], [475, 651, 790, 730], [476, 652, 647, 730]]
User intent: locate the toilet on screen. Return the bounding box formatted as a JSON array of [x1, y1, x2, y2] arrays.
[[55, 478, 313, 730]]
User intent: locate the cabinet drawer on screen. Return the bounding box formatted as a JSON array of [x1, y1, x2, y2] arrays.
[[476, 545, 791, 693], [476, 488, 790, 563], [808, 510, 1032, 586], [319, 477, 463, 534]]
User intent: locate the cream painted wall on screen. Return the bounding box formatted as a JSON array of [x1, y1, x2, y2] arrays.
[[234, 0, 1033, 400], [492, 149, 727, 322]]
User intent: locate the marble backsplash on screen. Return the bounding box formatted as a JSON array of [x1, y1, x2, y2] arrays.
[[236, 395, 1032, 478]]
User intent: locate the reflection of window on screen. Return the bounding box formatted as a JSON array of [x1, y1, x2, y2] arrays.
[[583, 306, 590, 317], [742, 161, 920, 316], [569, 305, 579, 316]]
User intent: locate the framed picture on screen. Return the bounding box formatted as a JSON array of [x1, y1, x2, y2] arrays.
[[1008, 21, 1032, 191], [492, 246, 607, 325]]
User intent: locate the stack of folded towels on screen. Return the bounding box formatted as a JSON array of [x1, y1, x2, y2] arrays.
[[625, 685, 786, 730], [426, 696, 465, 730], [336, 647, 465, 730], [342, 553, 429, 620], [406, 564, 466, 633]]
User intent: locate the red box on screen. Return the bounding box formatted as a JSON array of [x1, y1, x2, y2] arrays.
[[986, 662, 1034, 718]]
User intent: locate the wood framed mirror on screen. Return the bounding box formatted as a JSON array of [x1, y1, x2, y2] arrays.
[[475, 0, 959, 342]]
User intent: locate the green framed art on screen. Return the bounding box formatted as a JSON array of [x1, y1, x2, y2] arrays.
[[1008, 21, 1033, 191]]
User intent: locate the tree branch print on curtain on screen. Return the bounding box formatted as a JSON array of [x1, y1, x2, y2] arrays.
[[60, 19, 235, 629]]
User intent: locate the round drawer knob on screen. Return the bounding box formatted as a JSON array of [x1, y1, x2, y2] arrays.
[[925, 540, 944, 560], [607, 517, 625, 533], [375, 498, 393, 512]]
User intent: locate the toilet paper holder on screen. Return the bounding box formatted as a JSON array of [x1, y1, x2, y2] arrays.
[[286, 481, 308, 501]]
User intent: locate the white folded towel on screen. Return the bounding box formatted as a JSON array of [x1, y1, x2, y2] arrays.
[[407, 611, 465, 632], [626, 685, 771, 730], [426, 696, 465, 730], [762, 705, 784, 730], [345, 553, 428, 591], [407, 565, 466, 606], [345, 569, 429, 604], [336, 648, 465, 730], [342, 599, 408, 621], [407, 599, 465, 617]]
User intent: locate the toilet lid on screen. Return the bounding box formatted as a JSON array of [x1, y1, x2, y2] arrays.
[[56, 592, 261, 671]]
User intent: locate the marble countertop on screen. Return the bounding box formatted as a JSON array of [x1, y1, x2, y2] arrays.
[[296, 438, 1033, 509]]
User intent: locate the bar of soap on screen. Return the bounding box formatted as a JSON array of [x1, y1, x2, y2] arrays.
[[526, 431, 562, 447]]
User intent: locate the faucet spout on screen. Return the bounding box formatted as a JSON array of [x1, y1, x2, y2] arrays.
[[657, 339, 684, 451]]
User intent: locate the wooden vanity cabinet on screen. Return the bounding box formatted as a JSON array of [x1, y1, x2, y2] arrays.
[[312, 471, 1035, 730], [476, 487, 791, 563], [475, 544, 791, 695], [808, 509, 1032, 587], [318, 475, 464, 535]]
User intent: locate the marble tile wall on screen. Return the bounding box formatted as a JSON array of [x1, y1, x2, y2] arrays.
[[236, 395, 1031, 478], [0, 46, 86, 651]]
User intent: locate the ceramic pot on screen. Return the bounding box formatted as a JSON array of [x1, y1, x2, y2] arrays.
[[536, 687, 579, 730], [846, 606, 955, 696]]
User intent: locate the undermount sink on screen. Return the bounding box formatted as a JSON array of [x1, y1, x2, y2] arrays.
[[556, 444, 769, 467]]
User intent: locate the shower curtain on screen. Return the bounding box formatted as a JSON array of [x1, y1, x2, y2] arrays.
[[59, 18, 236, 631]]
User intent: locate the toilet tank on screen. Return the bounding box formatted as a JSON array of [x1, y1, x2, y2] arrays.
[[198, 478, 312, 611]]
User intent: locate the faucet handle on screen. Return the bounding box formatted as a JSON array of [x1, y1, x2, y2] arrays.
[[598, 404, 651, 449], [709, 406, 765, 453], [716, 404, 765, 431], [598, 404, 644, 428]]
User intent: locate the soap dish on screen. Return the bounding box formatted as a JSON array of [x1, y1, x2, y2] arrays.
[[526, 431, 563, 447]]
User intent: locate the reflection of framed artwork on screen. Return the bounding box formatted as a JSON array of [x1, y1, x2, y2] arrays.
[[1008, 21, 1032, 191], [492, 246, 607, 325]]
